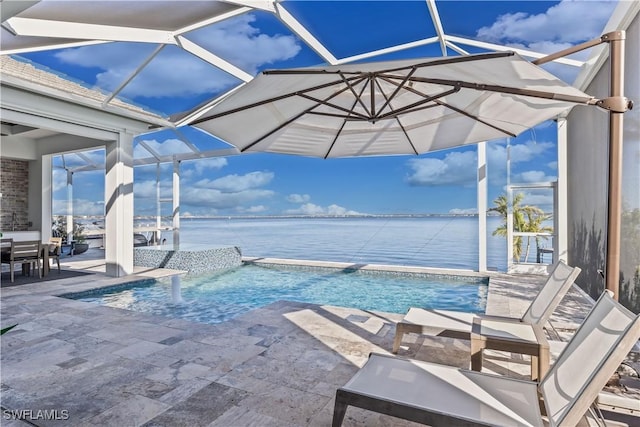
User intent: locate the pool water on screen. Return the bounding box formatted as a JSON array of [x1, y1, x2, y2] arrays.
[[66, 264, 488, 325]]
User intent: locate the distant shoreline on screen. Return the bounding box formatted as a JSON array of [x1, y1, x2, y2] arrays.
[[72, 213, 502, 222], [175, 214, 490, 219]]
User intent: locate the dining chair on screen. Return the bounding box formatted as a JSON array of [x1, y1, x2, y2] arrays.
[[48, 236, 63, 273], [0, 240, 42, 282]]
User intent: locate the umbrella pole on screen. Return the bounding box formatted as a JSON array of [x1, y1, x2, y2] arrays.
[[536, 31, 632, 300], [605, 32, 626, 300]]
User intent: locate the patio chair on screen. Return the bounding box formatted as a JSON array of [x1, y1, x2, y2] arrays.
[[393, 260, 581, 353], [0, 240, 42, 282], [333, 291, 640, 427], [48, 236, 63, 273]]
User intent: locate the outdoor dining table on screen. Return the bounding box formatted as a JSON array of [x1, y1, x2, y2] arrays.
[[1, 239, 50, 277]]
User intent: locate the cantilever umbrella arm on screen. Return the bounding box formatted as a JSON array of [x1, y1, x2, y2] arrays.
[[537, 30, 633, 300]]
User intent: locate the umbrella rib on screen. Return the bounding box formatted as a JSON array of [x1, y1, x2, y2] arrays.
[[375, 88, 459, 119], [434, 98, 517, 137], [240, 77, 368, 152], [373, 79, 419, 155], [190, 75, 364, 124], [297, 73, 373, 120], [408, 77, 595, 105], [324, 118, 348, 159], [297, 93, 371, 121], [374, 81, 460, 120], [339, 71, 371, 116], [370, 76, 375, 117], [324, 81, 371, 159], [375, 68, 417, 118], [377, 75, 515, 135]]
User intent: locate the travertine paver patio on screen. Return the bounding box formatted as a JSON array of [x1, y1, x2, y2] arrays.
[[0, 251, 628, 426]]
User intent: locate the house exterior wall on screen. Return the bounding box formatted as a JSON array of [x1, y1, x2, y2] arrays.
[[567, 13, 640, 312], [0, 158, 30, 231]]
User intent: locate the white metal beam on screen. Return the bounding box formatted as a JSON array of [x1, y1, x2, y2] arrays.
[[138, 141, 162, 161], [425, 0, 447, 56], [172, 129, 202, 155], [0, 39, 109, 55], [445, 35, 584, 67], [103, 44, 166, 108], [445, 40, 469, 56], [5, 17, 176, 43], [573, 0, 640, 89], [174, 83, 247, 126], [336, 37, 440, 65], [175, 35, 253, 82], [133, 147, 240, 166], [75, 151, 101, 170], [274, 2, 338, 65], [172, 159, 180, 246], [175, 6, 253, 35], [218, 0, 275, 13], [477, 141, 487, 272]]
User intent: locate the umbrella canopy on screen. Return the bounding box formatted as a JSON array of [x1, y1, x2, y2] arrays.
[[190, 52, 595, 158]]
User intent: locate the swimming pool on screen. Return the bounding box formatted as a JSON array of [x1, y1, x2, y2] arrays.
[[64, 264, 488, 325]]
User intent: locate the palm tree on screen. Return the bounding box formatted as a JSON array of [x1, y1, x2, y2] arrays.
[[490, 193, 552, 262], [521, 209, 553, 262]]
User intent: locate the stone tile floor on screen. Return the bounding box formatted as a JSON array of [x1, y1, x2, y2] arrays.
[[0, 250, 636, 426]]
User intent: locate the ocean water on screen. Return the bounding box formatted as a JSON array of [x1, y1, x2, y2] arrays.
[[153, 216, 509, 271]]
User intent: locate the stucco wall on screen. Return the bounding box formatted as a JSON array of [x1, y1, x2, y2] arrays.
[[567, 14, 640, 311]]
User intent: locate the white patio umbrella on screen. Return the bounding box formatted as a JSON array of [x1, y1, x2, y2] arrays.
[[189, 46, 631, 299], [190, 52, 596, 158]]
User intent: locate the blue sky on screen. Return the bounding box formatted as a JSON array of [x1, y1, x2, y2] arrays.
[[38, 0, 618, 217]]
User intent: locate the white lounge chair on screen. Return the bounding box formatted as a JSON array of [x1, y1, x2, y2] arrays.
[[333, 291, 640, 426], [393, 260, 581, 353]]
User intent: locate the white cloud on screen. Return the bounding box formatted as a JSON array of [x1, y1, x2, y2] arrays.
[[283, 203, 363, 216], [53, 198, 104, 216], [487, 139, 555, 166], [475, 0, 616, 83], [195, 171, 274, 192], [56, 44, 238, 98], [476, 1, 616, 44], [188, 14, 301, 74], [182, 157, 228, 177], [516, 170, 557, 183], [547, 161, 558, 170], [135, 170, 274, 213], [134, 179, 172, 199], [59, 149, 105, 168], [286, 193, 311, 203], [52, 169, 68, 192], [520, 192, 555, 210], [406, 151, 477, 186], [54, 14, 301, 98], [181, 187, 274, 210], [134, 138, 193, 158], [449, 208, 478, 215]]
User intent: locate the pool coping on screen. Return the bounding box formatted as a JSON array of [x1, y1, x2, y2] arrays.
[[242, 256, 491, 278]]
